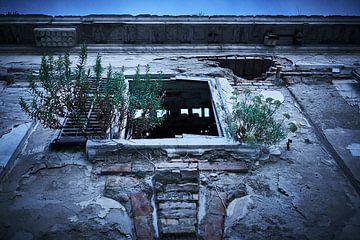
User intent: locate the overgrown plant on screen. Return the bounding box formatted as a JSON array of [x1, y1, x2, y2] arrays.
[[127, 65, 164, 138], [226, 89, 297, 145], [96, 65, 128, 137], [20, 44, 91, 133], [20, 44, 164, 139]]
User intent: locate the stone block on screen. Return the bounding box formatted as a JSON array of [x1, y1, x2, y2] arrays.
[[159, 218, 179, 225], [164, 183, 199, 193], [100, 163, 131, 175], [179, 217, 197, 226], [104, 176, 141, 204], [131, 162, 154, 173], [202, 213, 225, 240], [159, 201, 196, 210], [133, 215, 154, 240], [131, 192, 152, 217], [156, 192, 198, 202], [159, 208, 197, 218], [155, 169, 181, 183], [180, 169, 199, 181], [105, 176, 140, 189], [161, 224, 196, 235], [156, 162, 189, 169], [207, 191, 227, 216]]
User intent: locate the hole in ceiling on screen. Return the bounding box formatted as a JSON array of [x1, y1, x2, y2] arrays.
[[129, 80, 219, 139], [213, 57, 275, 80]]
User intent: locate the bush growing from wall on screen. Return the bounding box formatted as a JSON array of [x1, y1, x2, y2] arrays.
[[226, 89, 296, 145]]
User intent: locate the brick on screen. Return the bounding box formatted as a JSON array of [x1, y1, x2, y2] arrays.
[[159, 208, 197, 218], [161, 224, 196, 235], [101, 163, 131, 174], [131, 192, 152, 217], [165, 183, 199, 193], [133, 215, 154, 240], [155, 169, 181, 183], [203, 213, 225, 240], [160, 218, 179, 225], [198, 161, 248, 173], [131, 192, 154, 240], [180, 169, 199, 181], [179, 217, 197, 226], [207, 191, 227, 216], [159, 201, 196, 210], [157, 192, 198, 202]]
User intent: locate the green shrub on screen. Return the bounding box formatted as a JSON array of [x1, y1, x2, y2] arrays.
[[226, 89, 296, 145], [20, 44, 164, 139], [127, 65, 164, 138], [20, 44, 91, 131]]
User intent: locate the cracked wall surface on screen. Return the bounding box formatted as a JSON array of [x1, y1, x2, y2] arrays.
[[0, 50, 360, 239]]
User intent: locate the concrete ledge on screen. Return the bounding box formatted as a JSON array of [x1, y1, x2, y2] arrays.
[[86, 137, 260, 162], [0, 122, 34, 181], [1, 44, 360, 55]]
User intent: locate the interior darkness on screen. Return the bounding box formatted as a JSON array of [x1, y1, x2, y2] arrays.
[[216, 58, 274, 80], [131, 80, 219, 139]]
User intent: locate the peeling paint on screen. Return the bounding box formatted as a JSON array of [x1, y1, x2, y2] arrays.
[[77, 195, 126, 219]]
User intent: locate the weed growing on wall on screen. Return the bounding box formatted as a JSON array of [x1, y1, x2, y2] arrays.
[[226, 89, 296, 145]]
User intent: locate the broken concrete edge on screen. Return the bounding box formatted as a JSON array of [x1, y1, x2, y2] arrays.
[[86, 138, 261, 162], [0, 121, 35, 182]]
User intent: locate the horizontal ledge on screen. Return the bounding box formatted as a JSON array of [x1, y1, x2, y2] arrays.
[[86, 137, 260, 160], [1, 44, 360, 54]]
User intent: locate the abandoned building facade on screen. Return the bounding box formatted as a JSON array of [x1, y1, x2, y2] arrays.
[[0, 15, 360, 240]]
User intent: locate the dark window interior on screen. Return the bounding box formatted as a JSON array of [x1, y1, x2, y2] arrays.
[[130, 80, 219, 139]]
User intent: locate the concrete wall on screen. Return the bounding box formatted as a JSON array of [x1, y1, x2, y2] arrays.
[[0, 15, 360, 45]]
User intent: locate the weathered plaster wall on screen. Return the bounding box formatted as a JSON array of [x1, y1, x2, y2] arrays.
[[0, 15, 360, 45]]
